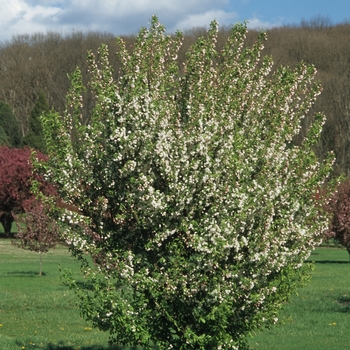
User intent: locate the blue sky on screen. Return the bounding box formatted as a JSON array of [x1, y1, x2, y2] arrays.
[[1, 0, 349, 42]]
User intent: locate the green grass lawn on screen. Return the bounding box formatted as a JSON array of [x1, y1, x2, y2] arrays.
[[0, 238, 129, 350], [250, 247, 350, 349], [1, 232, 350, 350]]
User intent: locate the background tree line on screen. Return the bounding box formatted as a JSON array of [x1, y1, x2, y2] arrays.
[[0, 18, 349, 176]]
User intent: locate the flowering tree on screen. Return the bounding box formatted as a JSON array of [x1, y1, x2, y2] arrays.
[[40, 17, 333, 349], [0, 147, 48, 236], [12, 199, 60, 275]]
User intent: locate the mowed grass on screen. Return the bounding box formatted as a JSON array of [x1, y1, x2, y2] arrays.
[[2, 227, 350, 350], [0, 237, 127, 350], [250, 247, 350, 349]]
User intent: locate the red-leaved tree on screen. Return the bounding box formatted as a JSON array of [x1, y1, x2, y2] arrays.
[[13, 199, 60, 275], [0, 146, 51, 235], [324, 180, 350, 259]]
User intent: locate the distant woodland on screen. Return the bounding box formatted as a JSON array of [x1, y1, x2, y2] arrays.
[[0, 18, 349, 177]]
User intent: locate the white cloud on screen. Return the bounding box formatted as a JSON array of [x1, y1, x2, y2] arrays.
[[246, 17, 284, 30], [64, 0, 227, 16], [0, 0, 62, 42], [55, 0, 231, 33], [174, 10, 238, 31], [0, 0, 271, 43]]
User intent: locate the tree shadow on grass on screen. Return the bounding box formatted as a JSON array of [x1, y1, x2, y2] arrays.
[[312, 260, 350, 264], [17, 341, 142, 349], [337, 296, 350, 313], [0, 233, 16, 239], [44, 343, 125, 349], [6, 270, 46, 276]]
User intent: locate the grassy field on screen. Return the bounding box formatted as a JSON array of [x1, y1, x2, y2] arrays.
[[250, 247, 350, 349], [0, 237, 128, 350], [1, 230, 350, 349]]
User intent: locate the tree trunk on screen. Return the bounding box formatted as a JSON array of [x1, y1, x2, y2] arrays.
[[39, 251, 42, 276], [0, 213, 14, 236]]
